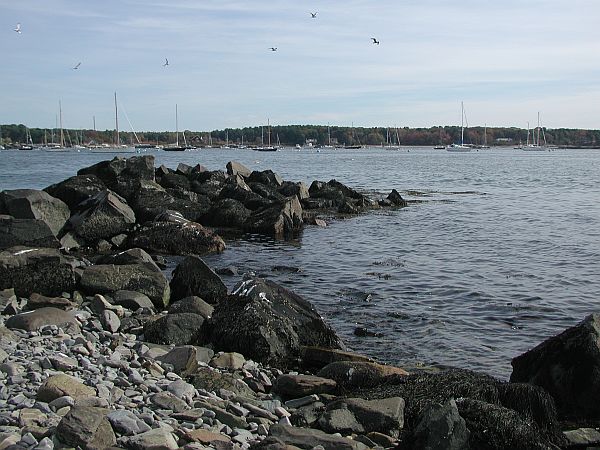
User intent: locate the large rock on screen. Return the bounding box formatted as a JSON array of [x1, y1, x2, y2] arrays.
[[155, 346, 199, 377], [44, 174, 107, 210], [317, 361, 409, 389], [201, 198, 251, 228], [55, 406, 116, 449], [279, 181, 310, 200], [411, 399, 470, 450], [144, 313, 205, 345], [80, 264, 170, 310], [5, 307, 78, 331], [308, 179, 365, 206], [129, 221, 225, 256], [300, 346, 375, 371], [267, 424, 368, 450], [273, 374, 337, 398], [77, 155, 155, 201], [0, 216, 60, 250], [0, 189, 70, 236], [170, 256, 227, 304], [126, 428, 178, 450], [0, 247, 76, 297], [226, 161, 252, 178], [244, 197, 303, 238], [168, 296, 214, 318], [204, 277, 343, 367], [190, 367, 256, 399], [248, 170, 284, 187], [511, 313, 600, 422], [65, 190, 135, 244], [97, 247, 161, 272], [37, 374, 96, 402]]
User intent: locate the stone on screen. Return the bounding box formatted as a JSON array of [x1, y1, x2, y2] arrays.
[[126, 428, 179, 450], [168, 296, 214, 318], [152, 391, 189, 412], [25, 293, 75, 311], [318, 408, 365, 434], [248, 170, 284, 187], [278, 181, 310, 201], [201, 198, 251, 229], [272, 375, 337, 398], [563, 428, 600, 447], [308, 179, 365, 207], [128, 221, 225, 256], [106, 410, 152, 436], [144, 313, 205, 346], [97, 247, 162, 272], [226, 161, 252, 178], [193, 400, 248, 429], [167, 379, 196, 404], [89, 294, 125, 317], [49, 355, 79, 371], [114, 290, 156, 312], [300, 346, 375, 371], [317, 361, 409, 389], [184, 428, 231, 446], [80, 263, 170, 310], [55, 406, 116, 449], [244, 197, 303, 238], [268, 424, 368, 450], [170, 256, 227, 304], [0, 348, 7, 364], [386, 189, 407, 207], [156, 346, 199, 377], [37, 374, 96, 403], [510, 313, 600, 421], [0, 247, 75, 297], [189, 367, 256, 399], [5, 308, 78, 332], [101, 310, 121, 333], [210, 352, 245, 371], [411, 398, 470, 450], [0, 189, 70, 236], [0, 216, 60, 250], [204, 278, 343, 368], [44, 174, 107, 209]]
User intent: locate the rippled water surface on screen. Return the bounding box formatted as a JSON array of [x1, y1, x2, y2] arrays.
[[2, 146, 599, 379]]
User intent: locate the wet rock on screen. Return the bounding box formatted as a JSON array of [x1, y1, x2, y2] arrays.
[[144, 313, 205, 346], [201, 198, 251, 229], [0, 189, 70, 236], [386, 189, 407, 207], [37, 374, 95, 403], [77, 155, 155, 202], [308, 179, 365, 207], [158, 171, 191, 191], [248, 170, 283, 187], [411, 398, 469, 450], [5, 307, 78, 332], [55, 406, 116, 449], [267, 424, 368, 450], [272, 375, 337, 398], [278, 181, 310, 201], [44, 174, 107, 210], [129, 221, 225, 256], [204, 278, 343, 368], [0, 216, 60, 250], [244, 197, 303, 238], [317, 361, 409, 389], [510, 313, 600, 422], [300, 346, 374, 371], [64, 190, 135, 245], [193, 400, 248, 429], [168, 296, 214, 319], [226, 161, 252, 178], [170, 256, 227, 304], [80, 263, 170, 310]]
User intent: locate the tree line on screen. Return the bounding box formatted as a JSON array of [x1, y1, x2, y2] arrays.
[[1, 123, 600, 147]]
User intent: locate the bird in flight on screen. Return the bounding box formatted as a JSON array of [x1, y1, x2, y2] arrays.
[[269, 47, 277, 52], [72, 62, 81, 70], [371, 37, 380, 45], [310, 12, 317, 18], [163, 58, 169, 67], [14, 23, 21, 34]]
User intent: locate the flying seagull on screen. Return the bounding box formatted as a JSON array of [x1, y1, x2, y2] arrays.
[[163, 58, 169, 67], [371, 37, 380, 45], [269, 47, 277, 51], [14, 23, 21, 34], [310, 12, 317, 18], [72, 62, 81, 70]]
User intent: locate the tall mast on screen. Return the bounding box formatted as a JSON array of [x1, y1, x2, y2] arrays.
[[328, 123, 331, 145], [537, 112, 541, 147], [114, 92, 119, 146], [484, 123, 487, 146], [526, 122, 530, 146], [59, 100, 64, 147], [261, 125, 264, 145], [268, 118, 271, 146], [460, 101, 464, 146], [175, 104, 179, 146]]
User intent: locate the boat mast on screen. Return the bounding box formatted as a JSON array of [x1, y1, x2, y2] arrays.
[[537, 112, 541, 147], [268, 118, 271, 146], [460, 101, 465, 146], [328, 123, 331, 145], [484, 123, 487, 146], [59, 101, 64, 147], [114, 92, 119, 146], [526, 122, 530, 146], [175, 104, 179, 146]]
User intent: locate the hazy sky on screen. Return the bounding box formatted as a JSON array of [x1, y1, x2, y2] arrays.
[[1, 0, 599, 131]]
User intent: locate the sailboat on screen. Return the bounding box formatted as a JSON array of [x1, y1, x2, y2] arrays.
[[447, 102, 471, 152], [478, 124, 490, 149], [19, 127, 35, 150], [345, 122, 362, 149], [522, 112, 548, 151], [42, 103, 68, 151], [323, 123, 334, 148], [434, 126, 445, 149], [384, 127, 401, 150], [253, 119, 278, 151], [164, 104, 187, 151]]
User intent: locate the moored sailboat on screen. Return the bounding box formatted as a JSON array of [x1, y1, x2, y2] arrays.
[[447, 102, 471, 152], [163, 104, 187, 151], [522, 112, 548, 151]]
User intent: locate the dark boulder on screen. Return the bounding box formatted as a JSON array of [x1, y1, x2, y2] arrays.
[[44, 174, 107, 210], [387, 189, 407, 207], [248, 170, 283, 187], [248, 182, 287, 202], [190, 170, 227, 199], [226, 161, 252, 178], [510, 313, 600, 422], [129, 221, 225, 256], [97, 247, 161, 272], [168, 296, 214, 319], [244, 197, 303, 238], [170, 256, 227, 304], [79, 264, 170, 310], [158, 172, 191, 191], [201, 198, 251, 228], [176, 162, 193, 176], [278, 181, 310, 200], [203, 277, 344, 367], [0, 246, 76, 297], [113, 290, 156, 312], [410, 399, 470, 450], [301, 198, 334, 210], [317, 361, 409, 389], [65, 190, 135, 244], [308, 179, 365, 207], [77, 155, 155, 201], [144, 313, 205, 345], [0, 189, 70, 236], [25, 293, 76, 310], [55, 406, 116, 450], [0, 216, 60, 250]]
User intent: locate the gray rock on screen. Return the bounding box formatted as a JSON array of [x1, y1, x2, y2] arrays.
[[210, 352, 245, 371], [317, 361, 408, 389], [25, 293, 75, 311], [101, 310, 121, 333], [5, 308, 78, 332], [0, 216, 60, 250], [0, 348, 7, 364], [44, 174, 107, 210], [278, 181, 310, 200], [0, 189, 70, 236], [114, 290, 156, 312], [0, 247, 75, 297], [189, 367, 256, 399], [318, 408, 365, 434], [244, 197, 303, 238], [97, 247, 162, 272], [126, 428, 179, 450], [107, 410, 152, 436], [563, 427, 600, 447], [284, 394, 320, 409], [80, 263, 170, 310], [167, 379, 196, 404], [55, 406, 116, 449], [152, 391, 189, 412], [272, 375, 337, 398], [156, 346, 199, 377], [36, 374, 96, 403], [168, 295, 214, 319], [268, 424, 368, 450], [144, 313, 205, 346], [170, 256, 227, 304], [202, 198, 251, 229], [412, 398, 469, 450], [226, 161, 252, 178]]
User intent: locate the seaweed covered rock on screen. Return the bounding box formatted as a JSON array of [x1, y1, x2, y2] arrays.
[[0, 189, 70, 236], [318, 361, 409, 389], [129, 221, 225, 256], [203, 278, 344, 367], [410, 399, 469, 450], [308, 179, 365, 207], [77, 155, 155, 201], [0, 216, 60, 250], [201, 198, 251, 229], [169, 256, 227, 304], [511, 314, 600, 423], [247, 169, 284, 187], [44, 174, 107, 210], [143, 313, 205, 346], [0, 246, 76, 297], [244, 197, 303, 238]]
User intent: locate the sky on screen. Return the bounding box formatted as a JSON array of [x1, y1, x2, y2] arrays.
[[1, 0, 599, 131]]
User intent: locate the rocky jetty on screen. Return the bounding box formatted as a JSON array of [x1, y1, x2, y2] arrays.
[[0, 156, 596, 449]]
